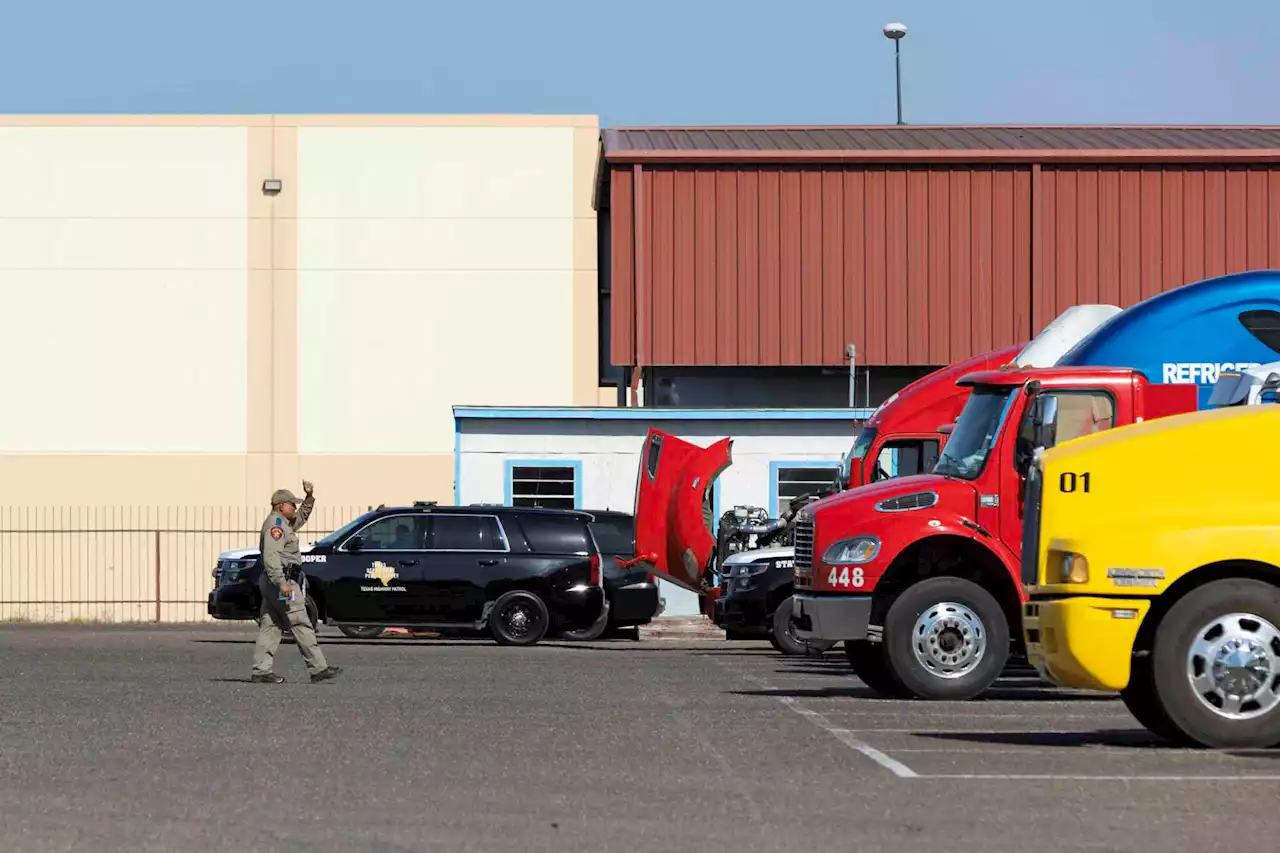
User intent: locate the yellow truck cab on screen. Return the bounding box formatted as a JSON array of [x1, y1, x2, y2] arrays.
[[1021, 404, 1280, 749]]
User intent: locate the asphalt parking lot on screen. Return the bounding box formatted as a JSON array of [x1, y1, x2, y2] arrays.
[[2, 624, 1279, 853]]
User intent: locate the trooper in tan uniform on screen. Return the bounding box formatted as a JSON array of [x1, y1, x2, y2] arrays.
[[250, 481, 342, 684]]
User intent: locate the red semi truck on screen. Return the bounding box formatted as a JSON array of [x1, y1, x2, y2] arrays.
[[790, 366, 1196, 699]]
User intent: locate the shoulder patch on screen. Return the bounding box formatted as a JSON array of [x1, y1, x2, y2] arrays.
[[269, 526, 283, 540]]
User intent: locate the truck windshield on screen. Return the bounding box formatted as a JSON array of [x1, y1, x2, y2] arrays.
[[932, 388, 1016, 481], [849, 427, 878, 460]]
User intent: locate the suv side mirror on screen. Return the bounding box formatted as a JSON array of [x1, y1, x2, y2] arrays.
[[346, 535, 366, 553]]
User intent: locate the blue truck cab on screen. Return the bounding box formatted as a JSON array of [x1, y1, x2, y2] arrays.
[[1057, 269, 1280, 406]]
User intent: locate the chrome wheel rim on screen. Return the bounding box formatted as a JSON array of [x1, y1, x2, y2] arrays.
[[1187, 611, 1280, 720], [911, 600, 987, 679]]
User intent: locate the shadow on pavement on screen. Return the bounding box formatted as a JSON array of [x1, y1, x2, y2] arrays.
[[738, 683, 1118, 702], [729, 686, 884, 700], [915, 729, 1169, 749]]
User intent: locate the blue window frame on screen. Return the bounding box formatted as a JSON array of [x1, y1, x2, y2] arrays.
[[504, 460, 583, 510]]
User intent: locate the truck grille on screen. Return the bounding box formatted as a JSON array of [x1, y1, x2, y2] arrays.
[[1020, 465, 1043, 586], [794, 515, 814, 571]]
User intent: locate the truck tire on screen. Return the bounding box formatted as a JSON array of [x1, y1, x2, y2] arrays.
[[845, 640, 913, 698], [1151, 579, 1280, 749], [1119, 655, 1187, 744], [883, 577, 1009, 701]]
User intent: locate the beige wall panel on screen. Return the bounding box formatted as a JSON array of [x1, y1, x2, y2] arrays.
[[0, 455, 249, 504], [0, 219, 244, 269], [0, 127, 247, 218], [297, 126, 575, 219], [0, 270, 247, 453], [297, 218, 572, 272], [296, 453, 454, 507], [297, 270, 575, 454]]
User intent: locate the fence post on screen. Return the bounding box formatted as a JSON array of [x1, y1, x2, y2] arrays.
[[154, 529, 161, 623]]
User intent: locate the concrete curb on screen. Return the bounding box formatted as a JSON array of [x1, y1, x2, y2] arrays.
[[637, 617, 727, 641]]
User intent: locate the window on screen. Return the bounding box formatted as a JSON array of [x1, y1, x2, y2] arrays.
[[869, 439, 940, 482], [775, 465, 840, 515], [1239, 310, 1280, 355], [1015, 390, 1116, 458], [588, 515, 635, 557], [520, 515, 593, 555], [509, 464, 579, 510], [347, 515, 425, 550], [425, 515, 507, 551]]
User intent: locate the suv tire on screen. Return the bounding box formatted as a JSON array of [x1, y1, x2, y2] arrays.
[[489, 590, 551, 647]]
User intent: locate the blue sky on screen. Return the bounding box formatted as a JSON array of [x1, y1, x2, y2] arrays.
[[2, 0, 1276, 125]]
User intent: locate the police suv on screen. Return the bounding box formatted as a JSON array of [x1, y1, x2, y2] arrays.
[[208, 503, 606, 646]]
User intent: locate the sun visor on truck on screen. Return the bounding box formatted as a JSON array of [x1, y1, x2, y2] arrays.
[[1056, 270, 1280, 409]]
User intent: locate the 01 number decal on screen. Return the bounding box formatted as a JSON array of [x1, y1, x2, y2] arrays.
[[827, 567, 865, 588], [1058, 471, 1091, 493]]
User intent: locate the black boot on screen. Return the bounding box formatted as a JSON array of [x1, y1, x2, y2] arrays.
[[250, 672, 285, 684], [310, 665, 343, 683]]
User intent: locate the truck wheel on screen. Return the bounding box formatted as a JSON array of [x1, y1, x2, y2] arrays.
[[489, 591, 550, 647], [883, 577, 1009, 701], [1151, 579, 1280, 749], [845, 640, 913, 698], [1121, 656, 1187, 744], [771, 597, 808, 655], [339, 625, 385, 640]]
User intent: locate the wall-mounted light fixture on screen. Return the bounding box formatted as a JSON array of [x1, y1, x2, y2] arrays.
[[262, 179, 283, 196]]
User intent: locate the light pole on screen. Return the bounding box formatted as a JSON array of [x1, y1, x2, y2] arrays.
[[883, 22, 907, 125]]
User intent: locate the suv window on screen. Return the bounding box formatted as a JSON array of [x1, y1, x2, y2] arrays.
[[588, 515, 635, 557], [519, 515, 593, 555], [349, 514, 424, 550], [425, 515, 507, 551]]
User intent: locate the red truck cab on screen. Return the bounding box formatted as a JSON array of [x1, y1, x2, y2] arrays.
[[791, 366, 1196, 700]]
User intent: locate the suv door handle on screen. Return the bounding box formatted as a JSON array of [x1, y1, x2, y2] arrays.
[[397, 559, 419, 567], [477, 559, 499, 566]]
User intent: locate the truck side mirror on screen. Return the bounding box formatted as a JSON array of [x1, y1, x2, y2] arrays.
[[1032, 395, 1059, 450]]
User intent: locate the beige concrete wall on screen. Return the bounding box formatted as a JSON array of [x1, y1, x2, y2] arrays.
[[0, 114, 603, 621]]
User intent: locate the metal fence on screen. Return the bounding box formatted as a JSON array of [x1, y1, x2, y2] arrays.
[[0, 506, 366, 623]]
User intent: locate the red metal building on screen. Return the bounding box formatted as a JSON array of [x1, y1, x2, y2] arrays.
[[595, 126, 1280, 406]]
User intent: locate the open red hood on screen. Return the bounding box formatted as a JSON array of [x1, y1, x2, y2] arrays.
[[632, 428, 732, 592]]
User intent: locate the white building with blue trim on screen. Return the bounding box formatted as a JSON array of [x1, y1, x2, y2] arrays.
[[454, 406, 870, 616]]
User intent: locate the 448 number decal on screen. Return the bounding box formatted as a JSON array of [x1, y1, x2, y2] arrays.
[[826, 566, 865, 588]]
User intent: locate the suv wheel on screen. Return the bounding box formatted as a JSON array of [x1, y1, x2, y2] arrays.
[[771, 595, 834, 656], [560, 597, 610, 642], [489, 591, 550, 647], [339, 625, 386, 640]]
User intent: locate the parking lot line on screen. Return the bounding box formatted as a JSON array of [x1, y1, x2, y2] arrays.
[[725, 664, 920, 778], [920, 774, 1280, 781]]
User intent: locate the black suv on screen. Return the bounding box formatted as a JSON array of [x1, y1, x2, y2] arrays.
[[559, 510, 661, 640], [207, 503, 604, 646]]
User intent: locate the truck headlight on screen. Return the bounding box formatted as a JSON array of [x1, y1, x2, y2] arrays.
[[822, 537, 879, 565], [1060, 552, 1089, 584]]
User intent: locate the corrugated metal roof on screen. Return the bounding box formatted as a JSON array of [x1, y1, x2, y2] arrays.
[[602, 126, 1280, 158]]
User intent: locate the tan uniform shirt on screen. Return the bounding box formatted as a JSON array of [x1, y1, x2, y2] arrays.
[[258, 495, 314, 586]]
